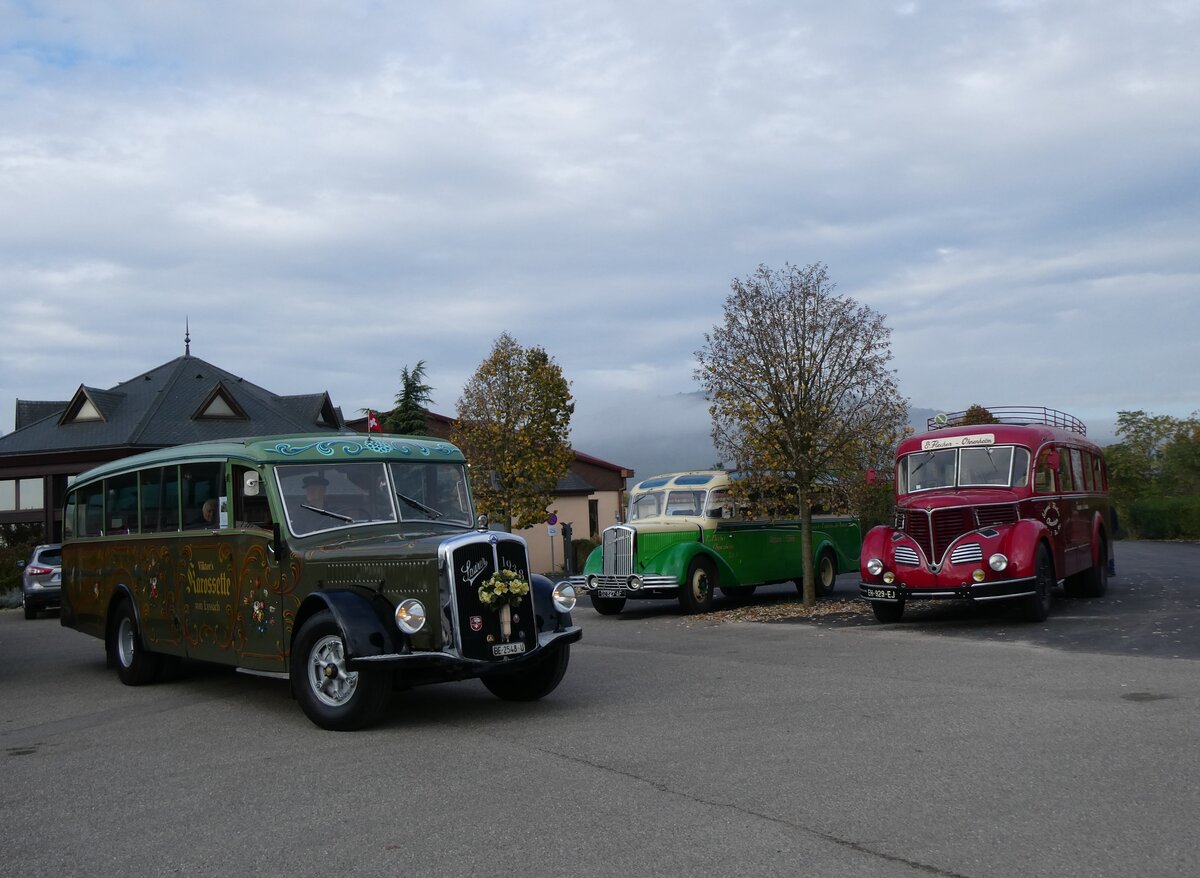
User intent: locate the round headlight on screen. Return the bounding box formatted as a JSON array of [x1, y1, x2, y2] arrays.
[[972, 568, 986, 582], [586, 574, 599, 591], [866, 558, 884, 576], [989, 553, 1008, 572], [627, 574, 643, 591], [882, 571, 896, 584], [394, 598, 427, 635], [552, 581, 577, 613]]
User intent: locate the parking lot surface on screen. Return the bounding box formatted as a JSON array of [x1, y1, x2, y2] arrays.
[[1, 540, 1196, 877]]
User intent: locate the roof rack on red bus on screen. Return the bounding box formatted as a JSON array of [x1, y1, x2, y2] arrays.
[[927, 406, 1087, 436]]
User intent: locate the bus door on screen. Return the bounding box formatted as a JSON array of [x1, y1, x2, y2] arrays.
[[1059, 446, 1091, 577], [177, 461, 236, 664], [229, 464, 285, 672], [137, 465, 185, 654]]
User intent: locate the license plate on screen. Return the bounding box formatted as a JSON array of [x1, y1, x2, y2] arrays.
[[596, 588, 625, 599], [492, 642, 526, 657], [865, 587, 898, 600]]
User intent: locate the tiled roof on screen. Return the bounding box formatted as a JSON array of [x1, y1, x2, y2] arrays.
[[1, 354, 346, 456]]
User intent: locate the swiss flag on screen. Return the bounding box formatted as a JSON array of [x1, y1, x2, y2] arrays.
[[367, 410, 381, 433]]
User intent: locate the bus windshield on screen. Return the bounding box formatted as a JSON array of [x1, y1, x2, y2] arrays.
[[277, 461, 472, 536], [628, 489, 708, 520], [899, 446, 1030, 494]]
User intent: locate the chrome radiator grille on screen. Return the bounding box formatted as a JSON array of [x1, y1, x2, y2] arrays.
[[602, 526, 634, 577]]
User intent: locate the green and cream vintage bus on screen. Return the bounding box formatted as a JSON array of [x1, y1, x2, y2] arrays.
[[572, 470, 861, 614], [59, 434, 581, 730]]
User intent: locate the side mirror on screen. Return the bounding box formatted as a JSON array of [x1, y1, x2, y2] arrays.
[[243, 471, 261, 497]]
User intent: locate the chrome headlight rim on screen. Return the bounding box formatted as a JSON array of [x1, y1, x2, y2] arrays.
[[394, 598, 427, 635], [552, 580, 577, 613], [585, 574, 599, 591], [866, 558, 884, 577], [988, 553, 1009, 572], [626, 574, 643, 591]]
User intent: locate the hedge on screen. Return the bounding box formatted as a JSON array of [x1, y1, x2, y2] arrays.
[[1128, 496, 1200, 540]]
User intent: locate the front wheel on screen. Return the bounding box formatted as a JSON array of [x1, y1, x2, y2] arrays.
[[589, 593, 626, 615], [1022, 543, 1055, 623], [871, 601, 905, 623], [108, 600, 163, 686], [291, 610, 390, 731], [679, 558, 716, 614], [482, 645, 570, 701]]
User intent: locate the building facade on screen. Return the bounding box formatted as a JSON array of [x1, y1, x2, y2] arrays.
[[0, 351, 345, 542]]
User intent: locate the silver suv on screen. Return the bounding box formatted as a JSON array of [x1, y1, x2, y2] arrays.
[[20, 544, 62, 620]]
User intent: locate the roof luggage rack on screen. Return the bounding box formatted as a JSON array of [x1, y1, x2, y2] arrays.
[[928, 406, 1086, 436]]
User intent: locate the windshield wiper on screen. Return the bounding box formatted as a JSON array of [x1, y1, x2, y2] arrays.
[[395, 492, 443, 520], [910, 452, 935, 476], [300, 504, 354, 523]]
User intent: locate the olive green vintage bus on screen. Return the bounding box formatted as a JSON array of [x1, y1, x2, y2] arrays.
[[59, 434, 581, 730], [573, 470, 861, 614]]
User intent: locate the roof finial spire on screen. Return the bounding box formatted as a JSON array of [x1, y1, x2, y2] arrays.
[[185, 317, 191, 357]]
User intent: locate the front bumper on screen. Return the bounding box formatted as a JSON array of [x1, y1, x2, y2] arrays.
[[859, 577, 1037, 604], [569, 574, 679, 598], [348, 626, 581, 670]]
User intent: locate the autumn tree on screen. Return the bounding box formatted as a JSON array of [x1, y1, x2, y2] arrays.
[[960, 404, 999, 425], [382, 361, 434, 435], [452, 333, 574, 531], [695, 262, 908, 606]]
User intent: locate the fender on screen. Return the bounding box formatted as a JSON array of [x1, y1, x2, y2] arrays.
[[859, 525, 893, 572], [1003, 518, 1054, 577], [103, 583, 140, 668], [644, 541, 741, 588], [1090, 512, 1109, 568], [292, 588, 405, 663], [581, 545, 602, 576], [812, 520, 862, 571], [530, 573, 574, 633]]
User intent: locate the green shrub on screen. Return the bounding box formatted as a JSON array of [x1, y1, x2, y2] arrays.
[[571, 538, 599, 573], [1129, 496, 1200, 540]]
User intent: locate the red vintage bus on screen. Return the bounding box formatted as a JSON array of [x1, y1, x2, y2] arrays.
[[859, 407, 1112, 623]]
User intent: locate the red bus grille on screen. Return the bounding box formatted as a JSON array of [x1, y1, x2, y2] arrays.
[[976, 504, 1019, 527], [902, 508, 979, 566]]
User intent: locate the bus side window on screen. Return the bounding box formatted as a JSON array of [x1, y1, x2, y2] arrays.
[[234, 465, 273, 529], [106, 473, 139, 534], [1035, 450, 1057, 493], [1069, 449, 1084, 493], [1092, 455, 1106, 492], [1056, 447, 1074, 492]]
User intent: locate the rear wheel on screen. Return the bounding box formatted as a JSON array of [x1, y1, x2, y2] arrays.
[[23, 601, 37, 620], [815, 550, 838, 597], [1022, 543, 1055, 622], [108, 600, 163, 686], [291, 610, 389, 731], [589, 593, 626, 615], [678, 558, 716, 614], [871, 601, 905, 623], [1081, 538, 1109, 598], [482, 645, 570, 701]]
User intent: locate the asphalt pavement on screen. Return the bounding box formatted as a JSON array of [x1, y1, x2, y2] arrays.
[[1, 540, 1196, 877]]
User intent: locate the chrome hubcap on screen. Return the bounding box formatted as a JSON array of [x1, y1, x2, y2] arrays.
[[307, 634, 358, 707]]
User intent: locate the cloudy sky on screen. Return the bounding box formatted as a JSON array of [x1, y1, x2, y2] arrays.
[[2, 1, 1197, 477]]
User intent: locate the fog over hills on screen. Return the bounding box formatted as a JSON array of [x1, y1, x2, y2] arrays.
[[573, 397, 1117, 485]]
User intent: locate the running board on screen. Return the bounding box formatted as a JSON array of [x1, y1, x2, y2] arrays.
[[236, 667, 288, 680]]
